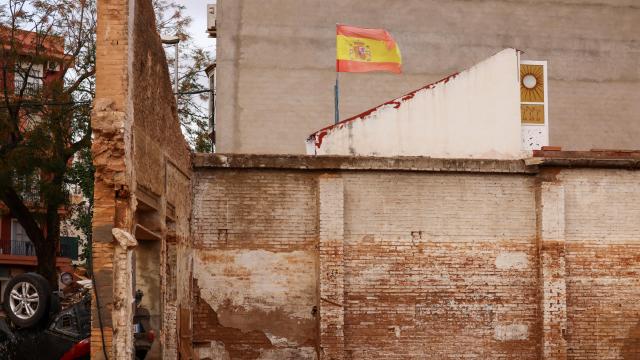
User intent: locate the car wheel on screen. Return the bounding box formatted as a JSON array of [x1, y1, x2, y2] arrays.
[[2, 273, 51, 328]]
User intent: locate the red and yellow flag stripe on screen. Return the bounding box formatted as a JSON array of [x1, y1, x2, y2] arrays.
[[336, 24, 402, 74]]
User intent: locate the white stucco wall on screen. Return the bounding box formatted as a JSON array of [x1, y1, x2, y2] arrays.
[[306, 48, 527, 159]]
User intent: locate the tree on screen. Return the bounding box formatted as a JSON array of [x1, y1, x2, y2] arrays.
[[154, 0, 214, 152], [66, 142, 94, 265], [0, 0, 96, 286], [0, 0, 210, 287]]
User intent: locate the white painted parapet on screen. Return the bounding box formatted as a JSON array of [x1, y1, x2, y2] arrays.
[[307, 48, 547, 158]]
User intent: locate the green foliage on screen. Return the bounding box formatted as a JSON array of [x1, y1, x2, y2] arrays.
[[66, 145, 94, 263], [0, 0, 212, 281]]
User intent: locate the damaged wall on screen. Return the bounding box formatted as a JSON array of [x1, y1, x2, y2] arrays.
[[130, 0, 193, 357], [191, 170, 319, 359], [91, 0, 192, 358], [190, 154, 640, 360], [559, 169, 640, 359], [340, 172, 538, 358]]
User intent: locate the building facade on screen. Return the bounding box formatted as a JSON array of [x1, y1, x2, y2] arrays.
[[214, 0, 640, 154], [0, 29, 77, 299]]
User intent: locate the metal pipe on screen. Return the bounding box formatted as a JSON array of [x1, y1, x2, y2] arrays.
[[174, 42, 179, 103], [160, 36, 181, 103]]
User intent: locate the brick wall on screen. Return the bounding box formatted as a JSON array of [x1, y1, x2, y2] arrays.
[[341, 172, 538, 359], [91, 0, 129, 356], [92, 0, 192, 358], [559, 169, 640, 359], [191, 169, 319, 359], [318, 175, 346, 359], [190, 155, 640, 359]]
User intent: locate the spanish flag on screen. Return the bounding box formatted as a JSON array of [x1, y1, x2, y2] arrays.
[[336, 24, 402, 74]]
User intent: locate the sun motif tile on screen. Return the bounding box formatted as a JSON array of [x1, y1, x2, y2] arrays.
[[520, 64, 544, 103]]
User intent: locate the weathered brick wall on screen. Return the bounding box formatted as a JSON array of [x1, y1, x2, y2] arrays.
[[190, 160, 541, 359], [190, 155, 640, 359], [341, 172, 539, 359], [318, 175, 346, 359], [92, 0, 192, 358], [91, 0, 130, 357], [558, 169, 640, 359], [191, 170, 319, 359]]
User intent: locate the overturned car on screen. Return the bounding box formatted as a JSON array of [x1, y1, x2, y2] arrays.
[[0, 273, 89, 360], [1, 272, 155, 360]]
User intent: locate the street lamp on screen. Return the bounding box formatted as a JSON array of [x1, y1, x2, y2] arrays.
[[161, 36, 180, 103]]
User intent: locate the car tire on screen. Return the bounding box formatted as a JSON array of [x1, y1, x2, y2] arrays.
[[2, 273, 51, 328]]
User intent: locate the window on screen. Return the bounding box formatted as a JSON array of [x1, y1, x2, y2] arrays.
[[0, 268, 9, 300], [0, 280, 6, 305], [58, 314, 73, 330], [11, 219, 28, 242], [14, 62, 44, 96], [11, 219, 34, 256], [52, 312, 80, 337]]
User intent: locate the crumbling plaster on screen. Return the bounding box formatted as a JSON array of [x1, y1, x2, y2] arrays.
[[190, 153, 640, 360], [91, 0, 192, 358]]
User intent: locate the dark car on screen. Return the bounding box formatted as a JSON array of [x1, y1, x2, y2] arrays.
[[0, 273, 155, 360], [0, 273, 90, 360]]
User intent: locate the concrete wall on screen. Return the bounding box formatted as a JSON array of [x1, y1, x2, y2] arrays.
[[306, 49, 525, 158], [91, 0, 192, 358], [215, 0, 640, 154], [190, 153, 640, 360]]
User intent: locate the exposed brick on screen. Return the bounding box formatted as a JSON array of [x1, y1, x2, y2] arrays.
[[560, 169, 640, 359], [319, 175, 345, 359], [189, 162, 640, 359], [92, 0, 193, 358]]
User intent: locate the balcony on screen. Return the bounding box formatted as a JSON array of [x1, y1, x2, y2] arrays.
[[13, 80, 42, 97], [20, 188, 41, 206], [0, 239, 36, 256], [0, 237, 78, 260]]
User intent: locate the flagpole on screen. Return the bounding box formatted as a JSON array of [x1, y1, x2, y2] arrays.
[[334, 72, 340, 124]]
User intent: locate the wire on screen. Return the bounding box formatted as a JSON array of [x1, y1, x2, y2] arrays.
[[0, 100, 92, 109], [90, 244, 109, 360], [175, 89, 211, 95]]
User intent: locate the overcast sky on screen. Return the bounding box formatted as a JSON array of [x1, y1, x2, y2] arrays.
[[175, 0, 217, 57]]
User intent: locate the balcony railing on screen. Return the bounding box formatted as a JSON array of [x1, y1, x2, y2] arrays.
[[13, 80, 42, 97], [19, 189, 41, 205], [0, 237, 79, 260], [0, 239, 36, 256]]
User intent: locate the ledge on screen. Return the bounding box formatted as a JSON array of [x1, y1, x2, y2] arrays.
[[193, 154, 535, 174], [134, 223, 162, 241], [538, 158, 640, 169], [0, 255, 72, 267], [533, 150, 640, 169], [193, 152, 640, 173], [533, 149, 640, 159]]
